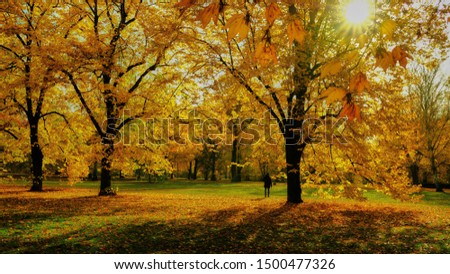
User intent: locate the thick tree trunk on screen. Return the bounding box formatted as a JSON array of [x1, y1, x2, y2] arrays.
[[29, 123, 44, 192], [409, 163, 420, 185], [284, 143, 305, 203], [431, 157, 443, 192], [284, 119, 305, 203], [99, 142, 115, 196], [92, 161, 99, 181]]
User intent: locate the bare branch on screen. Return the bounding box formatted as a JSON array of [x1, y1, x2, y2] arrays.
[[63, 70, 105, 137]]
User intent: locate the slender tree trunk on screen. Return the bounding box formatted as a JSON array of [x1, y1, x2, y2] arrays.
[[188, 161, 193, 180], [211, 150, 217, 181], [29, 122, 44, 192], [231, 138, 241, 182], [193, 159, 198, 180]]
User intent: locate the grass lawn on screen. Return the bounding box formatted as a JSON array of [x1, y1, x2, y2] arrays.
[[0, 179, 449, 254]]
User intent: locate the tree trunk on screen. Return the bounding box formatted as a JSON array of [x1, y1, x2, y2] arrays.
[[211, 150, 217, 181], [99, 142, 115, 196], [188, 161, 193, 180], [92, 161, 98, 181], [193, 159, 198, 180], [409, 163, 420, 185], [29, 123, 44, 192], [284, 119, 305, 203], [431, 156, 443, 192], [231, 138, 241, 182]]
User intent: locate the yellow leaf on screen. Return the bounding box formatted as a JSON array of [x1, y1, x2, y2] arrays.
[[254, 42, 277, 66], [392, 45, 412, 68], [321, 87, 347, 104], [349, 72, 370, 94], [287, 20, 307, 46], [197, 2, 220, 28], [375, 47, 395, 71], [224, 14, 249, 42], [265, 2, 281, 25], [321, 60, 342, 78], [380, 19, 397, 40]]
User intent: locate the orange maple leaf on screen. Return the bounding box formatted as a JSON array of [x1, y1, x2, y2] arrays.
[[339, 102, 361, 121], [254, 42, 278, 66], [349, 72, 370, 94], [174, 0, 196, 10], [224, 14, 249, 42], [391, 46, 412, 68], [375, 47, 395, 71], [197, 2, 220, 28], [287, 20, 307, 46], [265, 2, 281, 25]]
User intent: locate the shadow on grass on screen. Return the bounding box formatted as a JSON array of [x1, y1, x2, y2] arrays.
[[1, 195, 449, 254], [94, 203, 449, 254]]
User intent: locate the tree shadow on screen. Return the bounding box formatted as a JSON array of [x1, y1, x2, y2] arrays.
[[90, 202, 449, 254], [1, 193, 449, 254]]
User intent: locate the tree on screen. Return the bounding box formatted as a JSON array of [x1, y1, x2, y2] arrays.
[[61, 0, 180, 195], [0, 1, 69, 191], [410, 65, 450, 192], [177, 0, 450, 203]]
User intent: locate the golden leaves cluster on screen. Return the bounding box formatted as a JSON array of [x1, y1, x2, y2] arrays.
[[375, 46, 412, 71], [320, 66, 370, 121]]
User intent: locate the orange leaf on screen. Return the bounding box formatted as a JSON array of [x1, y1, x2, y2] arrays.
[[375, 47, 395, 71], [339, 102, 361, 121], [321, 60, 342, 78], [265, 2, 281, 25], [254, 42, 278, 66], [321, 87, 347, 104], [380, 19, 397, 40], [392, 45, 412, 68], [197, 3, 220, 28], [174, 0, 195, 10], [224, 14, 249, 42], [287, 20, 307, 46], [349, 72, 370, 94]]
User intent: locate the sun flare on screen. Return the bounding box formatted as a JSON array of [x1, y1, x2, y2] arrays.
[[345, 0, 372, 25]]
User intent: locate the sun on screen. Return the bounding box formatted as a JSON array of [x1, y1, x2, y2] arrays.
[[345, 0, 372, 25]]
